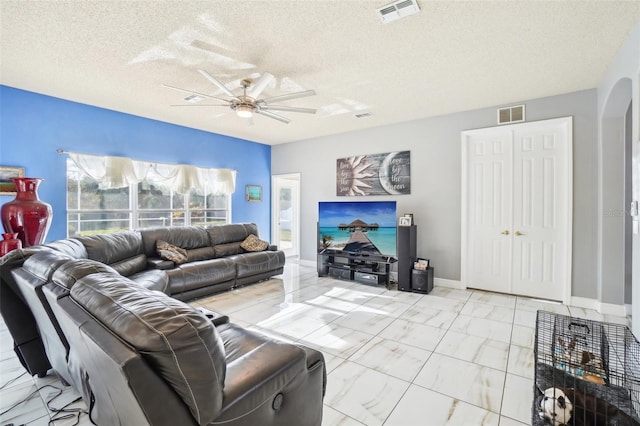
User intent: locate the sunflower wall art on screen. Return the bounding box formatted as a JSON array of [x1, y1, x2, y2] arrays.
[[336, 151, 410, 196]]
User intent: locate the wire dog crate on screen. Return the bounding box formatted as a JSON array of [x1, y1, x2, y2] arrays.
[[534, 310, 640, 425]]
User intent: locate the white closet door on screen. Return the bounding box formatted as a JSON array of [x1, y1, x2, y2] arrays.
[[511, 119, 571, 300], [464, 129, 513, 293], [462, 117, 572, 302]]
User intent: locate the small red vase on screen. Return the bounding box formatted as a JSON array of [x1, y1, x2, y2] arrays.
[[1, 178, 53, 247], [0, 232, 22, 256]]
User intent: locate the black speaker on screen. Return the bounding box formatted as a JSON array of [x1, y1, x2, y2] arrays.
[[396, 225, 416, 291], [411, 267, 433, 294]]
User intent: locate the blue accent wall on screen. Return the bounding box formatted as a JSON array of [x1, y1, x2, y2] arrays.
[[0, 85, 272, 242]]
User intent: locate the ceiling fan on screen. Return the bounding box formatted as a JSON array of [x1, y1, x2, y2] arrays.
[[163, 70, 317, 124]]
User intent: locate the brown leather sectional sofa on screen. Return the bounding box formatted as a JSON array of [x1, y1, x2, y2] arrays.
[[0, 223, 326, 425]]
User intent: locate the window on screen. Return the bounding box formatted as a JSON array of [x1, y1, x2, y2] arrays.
[[66, 155, 233, 237]]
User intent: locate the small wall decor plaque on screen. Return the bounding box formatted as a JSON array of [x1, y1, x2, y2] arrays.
[[0, 166, 25, 196], [246, 185, 262, 202]]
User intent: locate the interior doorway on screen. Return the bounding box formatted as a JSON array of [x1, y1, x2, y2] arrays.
[[600, 78, 634, 318], [272, 173, 300, 258]]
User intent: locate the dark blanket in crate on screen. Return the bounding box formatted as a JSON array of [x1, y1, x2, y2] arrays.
[[533, 363, 639, 426]]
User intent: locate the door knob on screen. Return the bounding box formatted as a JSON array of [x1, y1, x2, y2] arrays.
[[515, 231, 524, 236], [501, 230, 509, 235]]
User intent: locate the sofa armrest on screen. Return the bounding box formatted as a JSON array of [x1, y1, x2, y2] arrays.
[[268, 245, 278, 251], [147, 257, 175, 270], [221, 338, 306, 415], [195, 307, 229, 326]]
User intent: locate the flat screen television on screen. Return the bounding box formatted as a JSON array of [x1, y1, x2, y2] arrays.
[[318, 201, 397, 257]]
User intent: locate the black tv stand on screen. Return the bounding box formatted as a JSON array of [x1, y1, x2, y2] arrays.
[[317, 250, 396, 288]]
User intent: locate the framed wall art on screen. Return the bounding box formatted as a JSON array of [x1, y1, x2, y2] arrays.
[[0, 166, 24, 196], [336, 150, 411, 196], [246, 185, 262, 202]]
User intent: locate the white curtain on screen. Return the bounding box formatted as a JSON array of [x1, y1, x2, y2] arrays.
[[67, 153, 236, 195], [68, 153, 145, 189], [205, 168, 236, 195]]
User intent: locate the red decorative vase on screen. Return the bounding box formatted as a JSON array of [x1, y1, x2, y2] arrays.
[[1, 178, 53, 247], [0, 232, 22, 256]]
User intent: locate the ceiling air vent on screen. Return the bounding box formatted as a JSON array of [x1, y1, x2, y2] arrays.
[[184, 94, 203, 103], [497, 104, 525, 125], [377, 0, 420, 24]]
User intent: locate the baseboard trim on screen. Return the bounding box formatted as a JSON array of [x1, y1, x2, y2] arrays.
[[298, 258, 315, 267], [598, 301, 628, 317], [569, 296, 598, 310], [569, 296, 628, 316], [434, 278, 464, 289]]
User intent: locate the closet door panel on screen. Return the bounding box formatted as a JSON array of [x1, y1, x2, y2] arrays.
[[464, 132, 513, 293], [511, 121, 570, 301]]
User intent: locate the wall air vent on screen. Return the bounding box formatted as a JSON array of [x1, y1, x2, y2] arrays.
[[497, 104, 525, 125], [355, 112, 373, 118], [377, 0, 420, 24]]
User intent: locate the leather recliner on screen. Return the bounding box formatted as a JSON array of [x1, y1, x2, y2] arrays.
[[44, 262, 326, 426]]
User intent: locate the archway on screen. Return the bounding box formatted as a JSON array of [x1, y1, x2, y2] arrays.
[[599, 77, 633, 314]]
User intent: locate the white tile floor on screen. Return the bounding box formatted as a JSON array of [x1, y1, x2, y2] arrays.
[[0, 261, 632, 426]]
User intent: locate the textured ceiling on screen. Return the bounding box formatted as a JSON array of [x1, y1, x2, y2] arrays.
[[1, 1, 639, 145]]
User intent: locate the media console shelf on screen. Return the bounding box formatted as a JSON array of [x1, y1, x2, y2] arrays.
[[317, 250, 396, 288]]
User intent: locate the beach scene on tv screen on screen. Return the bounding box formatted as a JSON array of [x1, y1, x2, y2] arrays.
[[318, 201, 397, 256]]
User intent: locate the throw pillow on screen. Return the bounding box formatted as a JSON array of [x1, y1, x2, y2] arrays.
[[240, 234, 269, 252], [157, 240, 188, 265]]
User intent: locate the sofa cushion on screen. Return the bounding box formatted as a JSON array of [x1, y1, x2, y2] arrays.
[[22, 251, 75, 281], [140, 227, 210, 258], [229, 251, 286, 278], [157, 240, 188, 265], [70, 273, 226, 425], [45, 238, 88, 259], [213, 242, 243, 257], [128, 269, 170, 294], [240, 234, 269, 252], [109, 253, 148, 277], [166, 258, 236, 295], [146, 257, 175, 270], [52, 259, 119, 290], [185, 246, 216, 262], [75, 231, 143, 265], [206, 223, 258, 246]]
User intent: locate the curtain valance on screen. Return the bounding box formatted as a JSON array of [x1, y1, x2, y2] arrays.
[[67, 153, 236, 195]]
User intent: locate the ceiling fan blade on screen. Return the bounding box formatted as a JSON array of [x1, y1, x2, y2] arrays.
[[246, 72, 275, 99], [170, 104, 230, 107], [262, 89, 316, 104], [255, 110, 290, 124], [162, 84, 231, 103], [260, 105, 316, 114], [197, 69, 236, 98]]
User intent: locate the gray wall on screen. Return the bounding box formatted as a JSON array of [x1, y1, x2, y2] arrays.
[[272, 89, 599, 299]]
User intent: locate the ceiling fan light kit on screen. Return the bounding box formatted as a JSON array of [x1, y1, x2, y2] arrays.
[[165, 70, 317, 125], [236, 104, 253, 118]]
